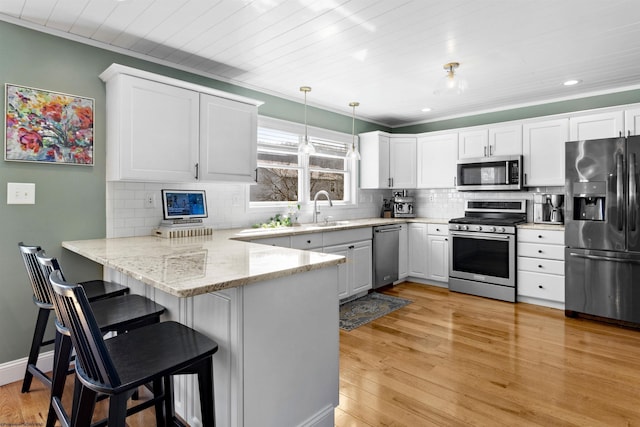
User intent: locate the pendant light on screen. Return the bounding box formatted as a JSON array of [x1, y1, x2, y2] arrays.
[[346, 101, 361, 160], [433, 62, 467, 95], [298, 86, 316, 154]]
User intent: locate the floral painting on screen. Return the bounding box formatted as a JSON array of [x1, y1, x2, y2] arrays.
[[5, 84, 94, 165]]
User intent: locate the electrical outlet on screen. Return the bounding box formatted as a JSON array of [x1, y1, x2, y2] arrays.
[[428, 194, 435, 202], [144, 193, 156, 208]]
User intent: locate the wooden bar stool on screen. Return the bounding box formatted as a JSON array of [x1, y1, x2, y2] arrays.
[[18, 242, 129, 393], [35, 251, 167, 427], [48, 270, 218, 427]]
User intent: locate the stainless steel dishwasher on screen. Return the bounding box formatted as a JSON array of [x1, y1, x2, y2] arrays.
[[373, 224, 401, 288]]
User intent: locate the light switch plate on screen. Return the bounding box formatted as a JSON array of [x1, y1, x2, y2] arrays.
[[7, 182, 36, 204]]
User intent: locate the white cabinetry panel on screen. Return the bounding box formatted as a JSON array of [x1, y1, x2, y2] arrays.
[[522, 118, 569, 187], [199, 94, 257, 182], [417, 133, 458, 188], [106, 75, 200, 182], [389, 136, 417, 188], [569, 110, 624, 140]]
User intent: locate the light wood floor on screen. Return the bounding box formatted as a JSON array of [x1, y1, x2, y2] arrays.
[[3, 282, 640, 426]]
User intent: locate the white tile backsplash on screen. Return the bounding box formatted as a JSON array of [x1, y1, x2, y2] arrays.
[[106, 181, 387, 237], [107, 181, 564, 237]]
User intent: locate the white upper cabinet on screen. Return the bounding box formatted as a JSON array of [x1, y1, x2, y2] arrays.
[[360, 132, 416, 189], [489, 124, 523, 156], [104, 74, 200, 182], [389, 136, 417, 189], [569, 110, 624, 140], [359, 132, 390, 189], [458, 125, 522, 159], [458, 129, 488, 159], [625, 108, 640, 136], [100, 64, 261, 183], [199, 94, 257, 182], [522, 118, 569, 187], [417, 132, 458, 188]]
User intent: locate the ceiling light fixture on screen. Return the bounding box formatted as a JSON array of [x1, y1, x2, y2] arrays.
[[347, 101, 361, 160], [434, 62, 467, 95], [298, 86, 316, 154], [563, 79, 581, 86]]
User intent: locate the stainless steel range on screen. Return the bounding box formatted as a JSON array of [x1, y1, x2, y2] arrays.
[[448, 200, 527, 302]]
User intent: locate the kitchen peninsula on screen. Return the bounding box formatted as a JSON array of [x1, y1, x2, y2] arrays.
[[62, 230, 345, 427]]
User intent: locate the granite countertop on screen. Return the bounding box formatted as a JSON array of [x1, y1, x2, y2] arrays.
[[232, 217, 449, 241], [62, 232, 344, 298], [62, 217, 449, 298]]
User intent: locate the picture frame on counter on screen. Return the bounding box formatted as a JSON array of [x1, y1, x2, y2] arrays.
[[4, 83, 94, 165]]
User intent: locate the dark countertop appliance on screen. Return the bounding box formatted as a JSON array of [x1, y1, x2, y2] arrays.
[[565, 136, 640, 326], [393, 190, 415, 218], [448, 200, 527, 302]]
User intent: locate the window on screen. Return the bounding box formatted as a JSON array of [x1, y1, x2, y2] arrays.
[[250, 118, 355, 205]]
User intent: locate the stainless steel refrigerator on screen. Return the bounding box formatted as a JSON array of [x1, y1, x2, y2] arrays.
[[565, 136, 640, 325]]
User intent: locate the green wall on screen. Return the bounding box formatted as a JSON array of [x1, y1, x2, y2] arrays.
[[394, 89, 640, 133], [0, 19, 381, 366]]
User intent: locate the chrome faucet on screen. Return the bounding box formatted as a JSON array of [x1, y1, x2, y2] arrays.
[[313, 190, 333, 223]]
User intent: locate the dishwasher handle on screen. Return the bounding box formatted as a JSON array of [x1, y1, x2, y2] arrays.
[[375, 226, 402, 233]]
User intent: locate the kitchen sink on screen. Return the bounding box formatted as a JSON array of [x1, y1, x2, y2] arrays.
[[310, 220, 351, 228]]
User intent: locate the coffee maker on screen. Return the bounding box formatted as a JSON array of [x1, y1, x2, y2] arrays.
[[534, 193, 565, 224], [393, 190, 415, 218]]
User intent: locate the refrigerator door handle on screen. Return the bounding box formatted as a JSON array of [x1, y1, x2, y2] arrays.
[[631, 153, 637, 232], [569, 252, 640, 264], [617, 153, 624, 231]]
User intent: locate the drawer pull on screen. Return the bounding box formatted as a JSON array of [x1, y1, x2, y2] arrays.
[[538, 265, 543, 268], [538, 235, 543, 239], [538, 250, 543, 254], [538, 285, 543, 289], [307, 240, 311, 244]]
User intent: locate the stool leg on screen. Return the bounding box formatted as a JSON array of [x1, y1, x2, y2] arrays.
[[72, 380, 97, 427], [107, 394, 129, 427], [22, 307, 51, 392], [196, 358, 215, 427], [47, 332, 72, 427], [152, 378, 166, 427], [163, 376, 175, 426]]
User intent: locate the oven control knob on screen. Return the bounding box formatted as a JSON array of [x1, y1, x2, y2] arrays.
[[487, 227, 496, 232], [476, 226, 482, 231], [497, 227, 506, 233], [461, 225, 468, 231]]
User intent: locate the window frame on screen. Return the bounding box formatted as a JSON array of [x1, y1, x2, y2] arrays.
[[250, 116, 358, 209]]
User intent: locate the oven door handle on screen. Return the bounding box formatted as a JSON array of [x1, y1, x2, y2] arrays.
[[450, 232, 512, 240]]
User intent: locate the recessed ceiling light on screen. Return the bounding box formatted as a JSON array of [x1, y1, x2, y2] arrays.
[[563, 79, 581, 86], [421, 107, 432, 112]]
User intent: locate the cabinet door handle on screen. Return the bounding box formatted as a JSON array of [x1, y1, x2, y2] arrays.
[[348, 245, 355, 250], [524, 173, 527, 186], [484, 146, 487, 157], [254, 168, 258, 183], [195, 163, 199, 180], [489, 145, 493, 156]]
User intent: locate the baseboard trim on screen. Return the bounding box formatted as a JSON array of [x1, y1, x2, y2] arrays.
[[0, 350, 54, 387]]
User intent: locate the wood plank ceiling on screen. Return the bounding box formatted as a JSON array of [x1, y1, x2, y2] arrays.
[[2, 0, 640, 127]]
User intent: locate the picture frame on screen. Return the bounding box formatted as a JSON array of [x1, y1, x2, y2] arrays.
[[4, 83, 94, 165]]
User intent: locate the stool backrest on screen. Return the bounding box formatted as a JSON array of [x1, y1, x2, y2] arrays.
[[18, 243, 51, 308], [48, 270, 121, 388]]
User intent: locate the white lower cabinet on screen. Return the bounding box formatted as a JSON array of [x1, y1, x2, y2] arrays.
[[324, 240, 372, 300], [408, 223, 428, 278], [426, 224, 449, 283], [517, 228, 565, 309], [398, 223, 409, 280]]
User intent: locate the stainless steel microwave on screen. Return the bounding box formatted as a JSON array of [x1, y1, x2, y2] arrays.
[[456, 155, 523, 191]]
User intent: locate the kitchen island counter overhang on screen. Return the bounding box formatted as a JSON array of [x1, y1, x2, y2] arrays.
[[62, 232, 344, 427]]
